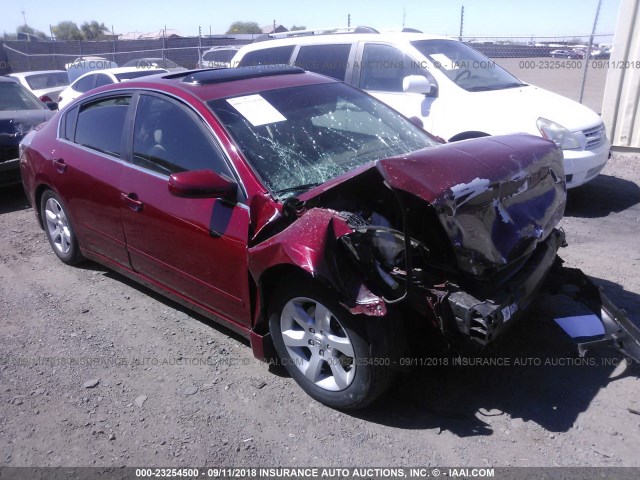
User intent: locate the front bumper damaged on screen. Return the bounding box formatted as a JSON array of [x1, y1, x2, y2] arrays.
[[447, 229, 565, 346], [545, 263, 640, 363]]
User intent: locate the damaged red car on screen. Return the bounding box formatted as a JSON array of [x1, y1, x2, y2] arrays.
[[20, 66, 640, 409]]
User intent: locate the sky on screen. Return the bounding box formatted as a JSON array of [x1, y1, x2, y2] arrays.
[[0, 0, 621, 39]]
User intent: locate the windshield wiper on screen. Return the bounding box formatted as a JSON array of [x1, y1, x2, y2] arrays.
[[274, 182, 322, 197], [467, 82, 526, 92]]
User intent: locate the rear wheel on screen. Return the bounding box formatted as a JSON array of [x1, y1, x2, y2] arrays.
[[269, 277, 393, 409], [40, 190, 83, 265]]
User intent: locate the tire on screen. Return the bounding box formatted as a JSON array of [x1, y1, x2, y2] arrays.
[[40, 190, 83, 265], [269, 277, 394, 409]]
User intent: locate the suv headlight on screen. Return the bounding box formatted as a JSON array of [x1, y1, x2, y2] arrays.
[[536, 117, 581, 150]]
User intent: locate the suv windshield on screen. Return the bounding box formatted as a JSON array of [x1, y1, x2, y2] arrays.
[[411, 39, 525, 91], [25, 72, 69, 90], [209, 82, 435, 199]]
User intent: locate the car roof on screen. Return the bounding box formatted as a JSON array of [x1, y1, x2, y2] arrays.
[[84, 66, 338, 103], [237, 31, 450, 54], [71, 66, 167, 83], [8, 70, 67, 78]]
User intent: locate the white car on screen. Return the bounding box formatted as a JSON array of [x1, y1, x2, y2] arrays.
[[7, 70, 69, 103], [57, 67, 167, 109], [198, 46, 240, 69], [232, 29, 611, 188]]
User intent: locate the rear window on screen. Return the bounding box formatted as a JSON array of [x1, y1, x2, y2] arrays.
[[0, 81, 45, 111], [238, 46, 295, 67], [295, 44, 352, 80], [24, 72, 69, 90], [203, 50, 237, 62]]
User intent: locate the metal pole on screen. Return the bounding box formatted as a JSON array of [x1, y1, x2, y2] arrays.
[[162, 25, 166, 64], [50, 25, 56, 69], [459, 5, 465, 41], [112, 25, 116, 64], [579, 0, 602, 104]]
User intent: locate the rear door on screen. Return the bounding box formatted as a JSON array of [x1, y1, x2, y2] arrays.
[[53, 94, 132, 267], [118, 92, 252, 326]]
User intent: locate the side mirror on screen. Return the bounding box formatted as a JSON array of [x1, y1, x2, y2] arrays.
[[403, 75, 432, 94], [168, 169, 237, 201]]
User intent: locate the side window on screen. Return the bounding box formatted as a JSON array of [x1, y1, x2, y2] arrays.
[[132, 94, 232, 177], [74, 74, 96, 93], [238, 46, 294, 67], [95, 74, 113, 87], [74, 96, 131, 157], [295, 44, 351, 80], [360, 44, 426, 92], [61, 106, 79, 141]]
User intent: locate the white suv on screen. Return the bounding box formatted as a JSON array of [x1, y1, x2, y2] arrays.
[[232, 29, 610, 188]]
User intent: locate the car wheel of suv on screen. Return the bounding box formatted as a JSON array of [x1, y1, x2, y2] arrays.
[[41, 190, 83, 265], [269, 277, 393, 409]]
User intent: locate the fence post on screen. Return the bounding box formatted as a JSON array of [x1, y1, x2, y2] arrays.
[[579, 0, 602, 104], [25, 40, 31, 71]]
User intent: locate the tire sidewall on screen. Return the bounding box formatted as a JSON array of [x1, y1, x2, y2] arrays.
[[269, 279, 387, 409], [40, 190, 81, 265]]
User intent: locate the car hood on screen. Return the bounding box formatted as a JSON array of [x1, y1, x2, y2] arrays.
[[0, 110, 53, 145], [300, 134, 566, 277], [462, 85, 603, 134]]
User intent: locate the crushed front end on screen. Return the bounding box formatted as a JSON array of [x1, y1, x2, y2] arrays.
[[249, 134, 640, 362]]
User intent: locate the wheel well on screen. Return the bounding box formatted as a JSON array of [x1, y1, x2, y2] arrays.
[[34, 184, 52, 229], [448, 131, 490, 142], [255, 265, 314, 332]]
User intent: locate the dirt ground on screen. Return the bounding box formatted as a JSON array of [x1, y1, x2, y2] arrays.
[[1, 153, 639, 469]]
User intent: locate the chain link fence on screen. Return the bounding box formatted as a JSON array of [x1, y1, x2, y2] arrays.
[[0, 36, 251, 74], [464, 34, 614, 113], [1, 33, 612, 113]]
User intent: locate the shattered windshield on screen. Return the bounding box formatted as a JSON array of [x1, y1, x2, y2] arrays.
[[208, 82, 435, 199]]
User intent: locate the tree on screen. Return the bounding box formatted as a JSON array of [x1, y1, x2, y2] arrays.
[[226, 21, 262, 34], [17, 24, 46, 39], [52, 21, 83, 40], [81, 21, 109, 40], [290, 25, 306, 31]]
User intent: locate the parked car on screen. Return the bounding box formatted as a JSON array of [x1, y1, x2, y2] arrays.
[[1, 77, 55, 186], [20, 66, 635, 409], [57, 67, 168, 109], [549, 49, 584, 59], [232, 29, 610, 188], [122, 58, 186, 72], [7, 70, 70, 103], [198, 46, 240, 69], [65, 56, 118, 82]]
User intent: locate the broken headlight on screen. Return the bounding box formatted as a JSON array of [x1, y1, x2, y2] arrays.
[[338, 214, 429, 302]]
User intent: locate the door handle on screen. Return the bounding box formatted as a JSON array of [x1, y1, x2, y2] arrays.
[[52, 158, 67, 173], [121, 192, 144, 212]]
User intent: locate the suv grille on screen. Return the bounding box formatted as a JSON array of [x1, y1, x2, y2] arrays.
[[583, 124, 606, 150]]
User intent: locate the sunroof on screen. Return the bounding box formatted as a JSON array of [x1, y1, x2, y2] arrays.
[[180, 65, 304, 85]]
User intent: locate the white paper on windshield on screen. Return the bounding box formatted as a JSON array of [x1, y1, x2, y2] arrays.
[[226, 94, 287, 127], [554, 314, 605, 338], [431, 53, 456, 70]]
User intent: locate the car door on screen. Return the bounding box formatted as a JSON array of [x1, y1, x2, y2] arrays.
[[119, 92, 252, 326], [353, 42, 440, 133], [53, 94, 131, 268]]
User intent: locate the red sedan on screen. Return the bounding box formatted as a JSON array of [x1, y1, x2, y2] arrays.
[[20, 66, 573, 408]]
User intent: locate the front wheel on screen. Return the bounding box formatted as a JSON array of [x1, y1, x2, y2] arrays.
[[269, 278, 393, 409]]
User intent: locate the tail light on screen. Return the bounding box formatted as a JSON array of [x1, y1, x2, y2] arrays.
[[39, 95, 53, 102]]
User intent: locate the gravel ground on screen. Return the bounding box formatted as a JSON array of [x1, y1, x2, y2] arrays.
[[1, 153, 639, 468]]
